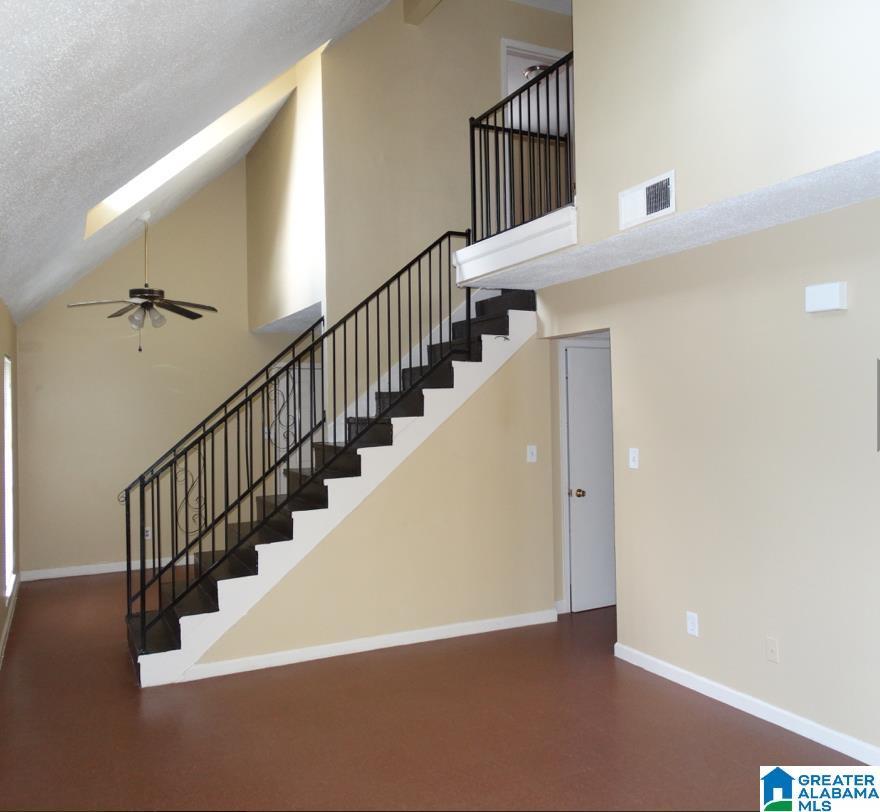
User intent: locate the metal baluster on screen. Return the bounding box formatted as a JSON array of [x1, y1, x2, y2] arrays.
[[298, 354, 304, 478], [286, 350, 292, 458], [124, 489, 132, 615], [478, 119, 484, 241], [446, 236, 452, 346], [428, 247, 433, 365], [565, 58, 573, 204], [527, 81, 534, 221], [545, 75, 551, 215], [261, 377, 267, 517], [149, 479, 156, 594], [210, 428, 215, 566], [396, 278, 402, 404], [375, 296, 380, 416], [555, 66, 561, 209], [469, 118, 477, 241], [418, 259, 423, 369], [343, 321, 348, 451], [310, 336, 316, 439], [354, 311, 359, 434], [235, 408, 241, 529], [170, 456, 178, 570], [386, 286, 391, 400], [483, 120, 490, 238], [494, 109, 501, 236], [223, 405, 229, 554], [139, 478, 146, 652]]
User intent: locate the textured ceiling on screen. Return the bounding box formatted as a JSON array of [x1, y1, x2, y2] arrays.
[[470, 150, 880, 291], [0, 0, 387, 322]]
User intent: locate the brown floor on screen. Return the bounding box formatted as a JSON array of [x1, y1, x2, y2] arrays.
[[0, 575, 856, 811]]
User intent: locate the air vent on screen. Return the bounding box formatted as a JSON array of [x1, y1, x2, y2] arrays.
[[619, 170, 676, 230], [646, 177, 671, 215]]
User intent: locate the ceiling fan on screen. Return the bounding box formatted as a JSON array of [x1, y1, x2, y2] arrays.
[[67, 213, 218, 351]]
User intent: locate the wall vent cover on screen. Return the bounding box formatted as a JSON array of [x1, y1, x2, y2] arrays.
[[619, 170, 676, 230], [645, 177, 671, 215]]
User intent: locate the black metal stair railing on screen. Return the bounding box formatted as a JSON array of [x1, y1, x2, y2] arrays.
[[121, 318, 323, 652], [123, 230, 471, 655], [470, 51, 574, 243]]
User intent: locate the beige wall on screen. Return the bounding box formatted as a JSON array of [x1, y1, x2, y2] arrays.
[[322, 0, 572, 321], [0, 299, 17, 652], [247, 47, 326, 331], [541, 199, 880, 746], [18, 163, 290, 571], [572, 0, 880, 244], [202, 336, 555, 662]]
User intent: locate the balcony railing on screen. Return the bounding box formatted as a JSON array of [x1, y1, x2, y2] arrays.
[[469, 52, 574, 244]]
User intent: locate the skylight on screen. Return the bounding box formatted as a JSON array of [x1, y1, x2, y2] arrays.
[[84, 63, 299, 239]]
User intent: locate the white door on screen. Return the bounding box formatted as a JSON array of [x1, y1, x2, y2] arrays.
[[565, 346, 616, 612]]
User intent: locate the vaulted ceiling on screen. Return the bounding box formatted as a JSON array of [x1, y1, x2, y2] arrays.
[[0, 0, 387, 321]]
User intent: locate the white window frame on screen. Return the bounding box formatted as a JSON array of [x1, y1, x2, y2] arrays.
[[4, 356, 14, 602]]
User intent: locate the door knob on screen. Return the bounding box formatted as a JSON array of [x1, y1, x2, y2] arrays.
[[570, 488, 586, 498]]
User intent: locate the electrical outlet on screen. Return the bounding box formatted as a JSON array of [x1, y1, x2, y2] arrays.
[[144, 527, 152, 541], [765, 636, 780, 664], [526, 445, 537, 463], [628, 448, 640, 469], [686, 610, 699, 637]]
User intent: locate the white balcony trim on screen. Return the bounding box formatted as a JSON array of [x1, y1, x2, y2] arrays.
[[454, 206, 577, 286]]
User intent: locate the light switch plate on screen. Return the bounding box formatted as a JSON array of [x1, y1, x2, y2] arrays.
[[628, 448, 639, 469], [526, 445, 537, 463]]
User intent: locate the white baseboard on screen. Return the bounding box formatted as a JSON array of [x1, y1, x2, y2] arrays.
[[0, 582, 19, 672], [614, 643, 880, 765], [183, 608, 558, 683], [555, 598, 570, 614], [21, 556, 172, 582]]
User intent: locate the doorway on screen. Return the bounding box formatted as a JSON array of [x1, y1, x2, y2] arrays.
[[560, 334, 616, 613], [501, 39, 567, 98]]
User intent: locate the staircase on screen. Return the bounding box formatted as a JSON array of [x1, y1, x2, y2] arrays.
[[122, 230, 538, 685]]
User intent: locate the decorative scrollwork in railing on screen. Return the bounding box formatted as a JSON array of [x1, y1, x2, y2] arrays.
[[265, 368, 299, 451], [175, 449, 207, 537]]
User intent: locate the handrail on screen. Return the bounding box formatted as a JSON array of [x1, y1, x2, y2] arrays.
[[331, 231, 469, 328], [124, 231, 471, 655], [469, 52, 574, 244], [473, 50, 572, 122]]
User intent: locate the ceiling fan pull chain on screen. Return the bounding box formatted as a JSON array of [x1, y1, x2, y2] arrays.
[[138, 328, 143, 353]]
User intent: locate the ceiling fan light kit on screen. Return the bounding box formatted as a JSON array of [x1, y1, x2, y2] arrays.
[[67, 213, 217, 351]]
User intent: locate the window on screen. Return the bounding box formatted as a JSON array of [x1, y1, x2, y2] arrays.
[[4, 356, 13, 600]]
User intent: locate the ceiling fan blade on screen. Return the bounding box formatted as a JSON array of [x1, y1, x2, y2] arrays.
[[107, 304, 138, 318], [161, 299, 218, 313], [155, 301, 202, 320], [67, 299, 132, 308]]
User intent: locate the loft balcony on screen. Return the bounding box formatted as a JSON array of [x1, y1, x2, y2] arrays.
[[455, 52, 576, 286]]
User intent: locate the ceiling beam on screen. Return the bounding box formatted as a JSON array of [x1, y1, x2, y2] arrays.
[[403, 0, 443, 26]]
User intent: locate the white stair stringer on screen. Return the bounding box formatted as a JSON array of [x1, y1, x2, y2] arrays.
[[137, 309, 537, 687]]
